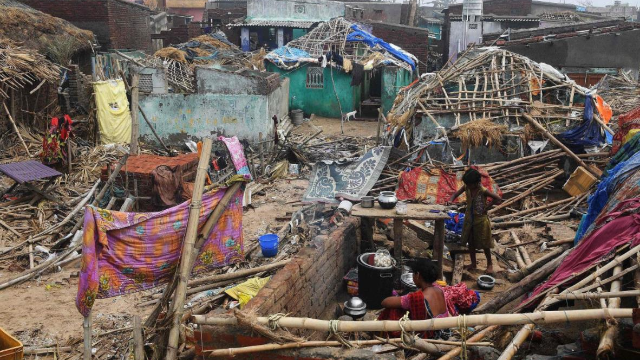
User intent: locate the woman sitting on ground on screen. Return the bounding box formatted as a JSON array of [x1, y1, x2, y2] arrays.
[[378, 259, 448, 338]]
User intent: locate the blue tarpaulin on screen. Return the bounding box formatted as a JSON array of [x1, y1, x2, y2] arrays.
[[265, 46, 311, 65], [346, 25, 416, 71]]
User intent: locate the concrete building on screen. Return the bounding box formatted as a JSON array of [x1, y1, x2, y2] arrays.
[[138, 66, 290, 144], [165, 0, 206, 21], [588, 1, 638, 21], [486, 20, 640, 85], [19, 0, 165, 53], [342, 1, 407, 24], [231, 0, 345, 51]]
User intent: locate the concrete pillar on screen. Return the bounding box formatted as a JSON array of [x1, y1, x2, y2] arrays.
[[241, 27, 250, 51], [277, 28, 284, 48]]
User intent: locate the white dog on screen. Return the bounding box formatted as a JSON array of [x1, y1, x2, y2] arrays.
[[343, 110, 357, 122]]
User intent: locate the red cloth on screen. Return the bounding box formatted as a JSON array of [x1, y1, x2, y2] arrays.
[[525, 198, 640, 306], [378, 290, 432, 338], [612, 106, 640, 155]]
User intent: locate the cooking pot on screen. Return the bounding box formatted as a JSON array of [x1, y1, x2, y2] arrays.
[[400, 272, 418, 292], [477, 275, 496, 290], [361, 196, 374, 208], [378, 191, 398, 209], [344, 297, 367, 319]]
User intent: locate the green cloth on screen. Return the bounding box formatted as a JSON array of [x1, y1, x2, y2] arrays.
[[461, 186, 493, 249]]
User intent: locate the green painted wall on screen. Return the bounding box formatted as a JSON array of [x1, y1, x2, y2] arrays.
[[266, 63, 358, 118], [381, 67, 413, 114]]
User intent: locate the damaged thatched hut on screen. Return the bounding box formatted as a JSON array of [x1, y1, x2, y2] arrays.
[[385, 48, 614, 166], [264, 17, 418, 119]]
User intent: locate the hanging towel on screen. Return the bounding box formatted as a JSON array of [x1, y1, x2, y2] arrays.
[[94, 79, 132, 144], [343, 58, 353, 72]]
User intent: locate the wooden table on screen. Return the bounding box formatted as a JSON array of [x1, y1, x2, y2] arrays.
[[351, 203, 450, 279]]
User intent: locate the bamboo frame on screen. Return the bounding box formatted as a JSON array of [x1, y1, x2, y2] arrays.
[[192, 309, 633, 332]]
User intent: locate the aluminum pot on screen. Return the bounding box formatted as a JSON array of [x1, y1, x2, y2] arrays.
[[477, 275, 496, 290], [378, 191, 398, 209], [361, 196, 374, 208], [344, 297, 367, 319]]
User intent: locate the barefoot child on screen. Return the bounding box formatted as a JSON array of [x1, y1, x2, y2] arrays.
[[448, 168, 502, 274]]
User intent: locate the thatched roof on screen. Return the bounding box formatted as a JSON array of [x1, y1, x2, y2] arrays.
[[0, 0, 94, 64], [0, 43, 61, 98]]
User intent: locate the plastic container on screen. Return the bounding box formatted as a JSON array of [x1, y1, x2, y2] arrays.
[[291, 109, 304, 126], [259, 234, 279, 258], [357, 252, 396, 309], [0, 327, 22, 360]]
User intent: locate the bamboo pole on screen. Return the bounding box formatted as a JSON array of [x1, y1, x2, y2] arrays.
[[507, 246, 567, 282], [3, 102, 31, 157], [166, 138, 213, 360], [597, 265, 622, 359], [205, 338, 492, 357], [550, 290, 640, 301], [130, 73, 139, 155], [192, 308, 633, 332], [189, 259, 290, 287], [521, 113, 600, 178], [438, 325, 499, 360], [596, 266, 608, 309], [497, 324, 534, 360]]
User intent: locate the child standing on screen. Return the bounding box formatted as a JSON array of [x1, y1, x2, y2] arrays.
[[448, 168, 502, 274]]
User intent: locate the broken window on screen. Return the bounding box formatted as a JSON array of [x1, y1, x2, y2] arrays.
[[306, 67, 324, 89]]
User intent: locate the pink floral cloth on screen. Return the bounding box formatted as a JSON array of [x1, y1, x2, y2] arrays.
[[76, 185, 244, 317], [218, 136, 252, 180]]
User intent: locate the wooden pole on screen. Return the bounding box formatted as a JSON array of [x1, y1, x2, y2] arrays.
[[189, 259, 289, 288], [145, 182, 243, 328], [83, 313, 92, 360], [438, 326, 499, 360], [130, 73, 140, 155], [191, 308, 634, 332], [507, 246, 567, 282], [597, 265, 622, 359], [475, 249, 570, 314], [550, 290, 640, 301], [166, 138, 213, 360], [521, 113, 600, 177], [133, 316, 145, 360], [3, 102, 31, 157], [376, 108, 382, 146], [511, 231, 532, 266], [258, 132, 264, 176], [393, 219, 403, 280]]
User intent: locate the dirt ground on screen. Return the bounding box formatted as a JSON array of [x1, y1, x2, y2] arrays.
[[293, 116, 379, 138]]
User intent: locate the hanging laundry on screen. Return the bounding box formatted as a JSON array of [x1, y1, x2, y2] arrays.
[[351, 63, 365, 86], [94, 79, 132, 144], [343, 58, 353, 72], [326, 51, 344, 66]]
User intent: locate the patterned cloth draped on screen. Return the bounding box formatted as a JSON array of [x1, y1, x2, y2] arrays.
[[219, 136, 252, 180], [396, 167, 500, 204], [76, 186, 244, 317], [303, 147, 391, 203], [611, 106, 640, 156]]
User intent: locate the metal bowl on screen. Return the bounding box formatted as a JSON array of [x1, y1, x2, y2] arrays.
[[401, 273, 418, 292], [477, 275, 496, 290], [378, 191, 398, 210]]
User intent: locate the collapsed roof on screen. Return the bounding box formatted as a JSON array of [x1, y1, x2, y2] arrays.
[[386, 47, 610, 149], [265, 17, 417, 72]]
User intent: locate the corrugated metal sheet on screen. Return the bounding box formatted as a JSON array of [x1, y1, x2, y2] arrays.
[[229, 19, 316, 28]]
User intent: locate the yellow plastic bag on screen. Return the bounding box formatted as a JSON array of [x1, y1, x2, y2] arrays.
[[94, 80, 132, 144], [225, 276, 271, 308]]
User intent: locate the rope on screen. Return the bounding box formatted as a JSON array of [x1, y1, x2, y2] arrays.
[[458, 314, 468, 360], [267, 313, 288, 331], [398, 312, 415, 348], [328, 320, 353, 348]]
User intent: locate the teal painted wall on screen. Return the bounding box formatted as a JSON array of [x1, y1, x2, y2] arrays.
[[138, 93, 272, 144], [266, 63, 358, 118], [292, 29, 308, 40], [381, 67, 413, 114]]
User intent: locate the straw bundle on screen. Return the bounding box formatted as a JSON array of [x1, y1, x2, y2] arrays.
[[192, 35, 233, 50], [454, 119, 507, 150], [154, 47, 187, 63]]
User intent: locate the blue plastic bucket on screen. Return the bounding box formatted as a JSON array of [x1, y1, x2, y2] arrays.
[[259, 233, 279, 257]]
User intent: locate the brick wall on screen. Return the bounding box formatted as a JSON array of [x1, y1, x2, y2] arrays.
[[192, 218, 396, 360], [108, 0, 154, 52], [152, 23, 203, 47], [368, 22, 429, 74], [244, 217, 359, 319]]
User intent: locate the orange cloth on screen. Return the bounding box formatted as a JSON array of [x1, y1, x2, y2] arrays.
[[595, 95, 612, 124]]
